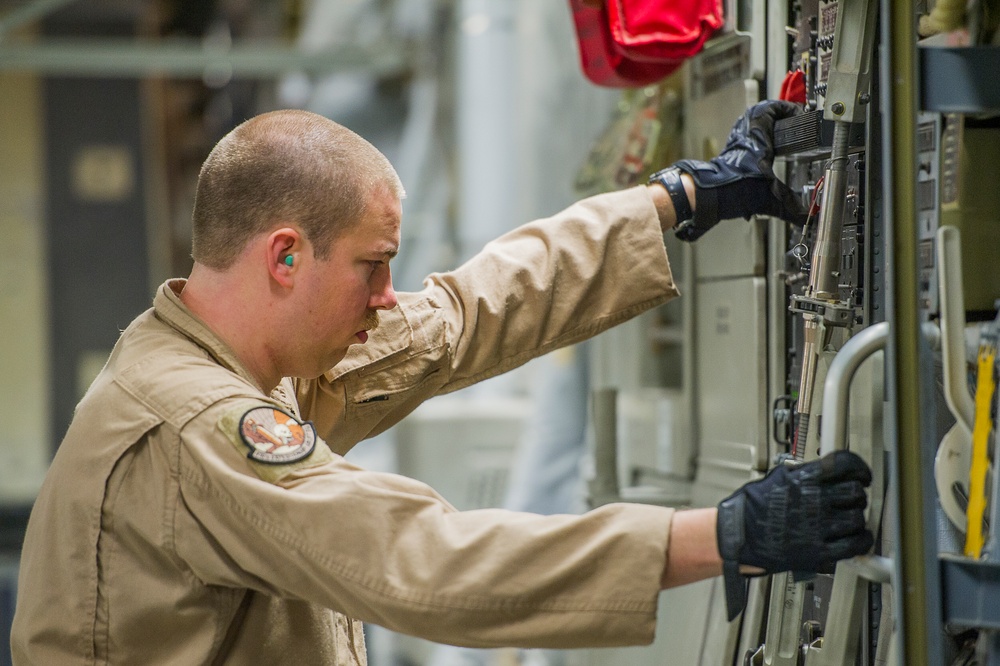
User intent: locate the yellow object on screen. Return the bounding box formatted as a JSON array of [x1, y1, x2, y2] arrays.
[[964, 346, 996, 557]]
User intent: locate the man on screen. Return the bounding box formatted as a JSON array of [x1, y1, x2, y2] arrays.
[[12, 101, 872, 664]]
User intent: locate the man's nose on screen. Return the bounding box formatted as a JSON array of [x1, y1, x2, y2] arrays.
[[369, 268, 397, 311]]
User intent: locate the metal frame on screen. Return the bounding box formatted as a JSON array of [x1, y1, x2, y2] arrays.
[[0, 38, 409, 78], [942, 555, 1000, 630], [920, 46, 1000, 114], [804, 556, 894, 666], [0, 0, 79, 38], [0, 1, 409, 78], [881, 0, 945, 661]]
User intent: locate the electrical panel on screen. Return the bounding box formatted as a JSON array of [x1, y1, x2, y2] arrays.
[[581, 0, 1000, 663], [734, 0, 887, 661]]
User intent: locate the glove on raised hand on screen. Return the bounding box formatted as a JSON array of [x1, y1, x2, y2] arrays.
[[670, 99, 807, 242], [716, 450, 874, 621]]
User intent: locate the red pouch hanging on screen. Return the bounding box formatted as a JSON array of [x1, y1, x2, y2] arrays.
[[569, 0, 677, 87], [569, 0, 724, 88], [606, 0, 724, 63]]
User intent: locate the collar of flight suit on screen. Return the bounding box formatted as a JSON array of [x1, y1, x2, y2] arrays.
[[153, 278, 418, 389], [153, 279, 264, 391]]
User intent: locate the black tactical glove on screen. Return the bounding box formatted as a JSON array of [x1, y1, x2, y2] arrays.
[[716, 450, 874, 621], [667, 99, 807, 242]]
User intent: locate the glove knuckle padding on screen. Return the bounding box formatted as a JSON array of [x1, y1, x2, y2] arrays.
[[823, 510, 867, 540], [821, 450, 874, 485], [825, 530, 875, 561], [732, 453, 872, 572], [824, 480, 868, 509], [716, 449, 874, 620]]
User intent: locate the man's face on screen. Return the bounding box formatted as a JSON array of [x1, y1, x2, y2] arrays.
[[294, 186, 401, 375]]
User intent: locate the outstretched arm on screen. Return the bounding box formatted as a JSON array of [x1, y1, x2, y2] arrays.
[[660, 507, 722, 588]]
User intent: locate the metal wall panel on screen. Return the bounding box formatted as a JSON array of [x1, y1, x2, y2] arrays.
[[43, 74, 152, 449], [692, 277, 768, 507], [0, 72, 50, 502]]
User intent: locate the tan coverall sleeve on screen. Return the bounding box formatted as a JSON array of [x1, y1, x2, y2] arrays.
[[298, 186, 679, 449], [175, 402, 674, 649]]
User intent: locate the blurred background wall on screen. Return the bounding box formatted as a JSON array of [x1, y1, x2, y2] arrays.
[[0, 1, 621, 664]]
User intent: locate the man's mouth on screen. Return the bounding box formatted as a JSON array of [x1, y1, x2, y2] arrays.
[[355, 310, 380, 344]]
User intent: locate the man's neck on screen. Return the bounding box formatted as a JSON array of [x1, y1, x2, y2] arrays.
[[180, 265, 280, 393]]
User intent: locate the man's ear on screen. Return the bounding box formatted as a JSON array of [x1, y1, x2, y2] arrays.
[[266, 227, 302, 287]]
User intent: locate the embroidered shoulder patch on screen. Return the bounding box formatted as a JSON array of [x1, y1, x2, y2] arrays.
[[237, 406, 317, 464]]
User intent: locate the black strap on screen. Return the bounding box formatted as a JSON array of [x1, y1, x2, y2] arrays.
[[717, 494, 749, 621], [649, 167, 693, 226]]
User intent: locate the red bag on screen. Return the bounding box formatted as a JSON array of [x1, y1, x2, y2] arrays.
[[569, 0, 724, 88], [607, 0, 724, 62]]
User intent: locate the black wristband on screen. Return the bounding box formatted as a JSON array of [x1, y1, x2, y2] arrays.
[[717, 494, 749, 621], [649, 167, 693, 226]]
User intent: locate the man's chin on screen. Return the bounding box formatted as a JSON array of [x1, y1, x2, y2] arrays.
[[306, 350, 349, 379], [329, 348, 350, 367]]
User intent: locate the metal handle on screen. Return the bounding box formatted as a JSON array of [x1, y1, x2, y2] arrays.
[[937, 225, 975, 434], [820, 321, 940, 456]]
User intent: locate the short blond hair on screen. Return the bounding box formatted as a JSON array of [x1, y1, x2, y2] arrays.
[[191, 109, 404, 269]]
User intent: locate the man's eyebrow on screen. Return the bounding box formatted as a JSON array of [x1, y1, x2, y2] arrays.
[[376, 247, 399, 260]]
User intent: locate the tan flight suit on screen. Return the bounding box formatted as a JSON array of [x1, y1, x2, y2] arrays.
[[12, 186, 681, 665]]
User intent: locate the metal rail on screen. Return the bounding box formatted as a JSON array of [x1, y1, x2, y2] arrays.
[[819, 321, 940, 455], [882, 0, 942, 660], [0, 38, 410, 78], [937, 225, 975, 433], [0, 0, 80, 39]]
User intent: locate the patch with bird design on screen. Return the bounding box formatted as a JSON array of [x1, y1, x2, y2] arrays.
[[237, 406, 317, 464]]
